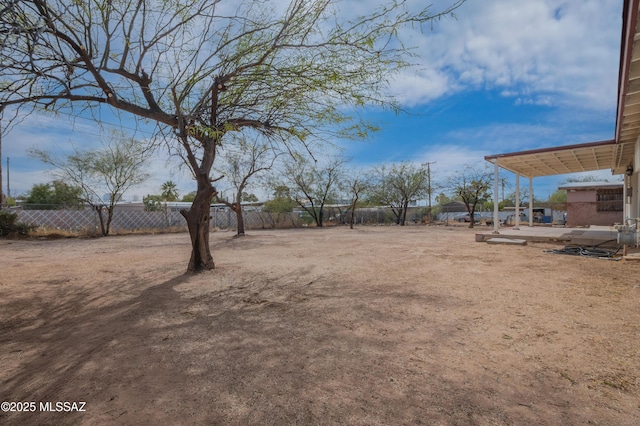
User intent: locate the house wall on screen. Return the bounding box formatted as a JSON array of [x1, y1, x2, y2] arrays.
[[565, 188, 622, 227], [566, 190, 594, 203], [566, 203, 622, 227]]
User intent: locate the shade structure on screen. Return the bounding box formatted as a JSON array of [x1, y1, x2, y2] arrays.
[[484, 140, 629, 179]]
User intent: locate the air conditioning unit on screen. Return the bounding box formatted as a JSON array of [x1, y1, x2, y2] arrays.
[[616, 218, 640, 247]]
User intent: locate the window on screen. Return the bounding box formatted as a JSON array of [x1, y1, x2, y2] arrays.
[[596, 188, 623, 211]]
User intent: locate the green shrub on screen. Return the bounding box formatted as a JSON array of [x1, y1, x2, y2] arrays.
[[0, 210, 36, 236]]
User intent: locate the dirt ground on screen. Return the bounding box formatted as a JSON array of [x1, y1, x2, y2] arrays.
[[0, 225, 639, 425]]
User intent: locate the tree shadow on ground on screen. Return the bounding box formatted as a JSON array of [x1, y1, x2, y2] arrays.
[[0, 266, 620, 425]]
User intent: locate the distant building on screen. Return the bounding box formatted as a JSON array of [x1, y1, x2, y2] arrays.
[[557, 182, 623, 227], [440, 201, 467, 213]]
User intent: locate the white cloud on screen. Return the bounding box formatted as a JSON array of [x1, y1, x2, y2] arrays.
[[396, 0, 621, 110], [390, 67, 458, 107], [414, 144, 489, 177], [440, 122, 570, 153]]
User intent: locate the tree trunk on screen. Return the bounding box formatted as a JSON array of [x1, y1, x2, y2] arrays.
[[349, 199, 357, 229], [105, 206, 115, 236], [181, 177, 216, 273], [392, 207, 402, 225], [400, 201, 409, 226], [235, 203, 245, 236], [468, 209, 475, 229], [95, 205, 108, 236]]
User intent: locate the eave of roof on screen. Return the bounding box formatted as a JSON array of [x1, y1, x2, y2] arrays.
[[558, 181, 623, 190], [484, 140, 618, 178]]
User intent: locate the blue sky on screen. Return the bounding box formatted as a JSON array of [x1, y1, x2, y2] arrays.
[[2, 0, 624, 202]]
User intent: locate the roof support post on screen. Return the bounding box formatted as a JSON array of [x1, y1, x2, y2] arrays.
[[529, 177, 534, 227], [514, 173, 520, 229], [624, 173, 631, 221], [493, 162, 499, 234], [632, 140, 640, 219], [632, 170, 637, 219]]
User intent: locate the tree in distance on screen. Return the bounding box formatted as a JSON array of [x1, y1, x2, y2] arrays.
[[262, 185, 297, 214], [161, 181, 180, 202], [214, 134, 280, 236], [30, 134, 153, 236], [447, 164, 493, 229], [344, 172, 371, 229], [1, 0, 465, 272], [547, 189, 567, 204], [369, 162, 428, 226], [277, 155, 344, 228], [181, 191, 197, 203], [144, 181, 181, 211], [24, 180, 83, 210], [143, 194, 165, 212]]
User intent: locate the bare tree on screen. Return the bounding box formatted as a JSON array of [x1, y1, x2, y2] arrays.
[[281, 155, 344, 227], [30, 134, 153, 235], [369, 162, 428, 226], [447, 165, 493, 229], [214, 134, 279, 236], [1, 0, 464, 272], [507, 187, 532, 206], [345, 172, 370, 229]]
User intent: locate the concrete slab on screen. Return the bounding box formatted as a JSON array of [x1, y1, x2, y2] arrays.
[[486, 238, 527, 246], [476, 226, 620, 247]]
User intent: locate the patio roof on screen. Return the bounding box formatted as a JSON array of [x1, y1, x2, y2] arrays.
[[484, 139, 627, 179], [485, 0, 640, 178]]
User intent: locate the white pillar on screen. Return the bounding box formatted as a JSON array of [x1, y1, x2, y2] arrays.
[[514, 174, 520, 229], [633, 167, 639, 219], [493, 163, 499, 233], [624, 173, 631, 221], [633, 140, 640, 219], [529, 177, 534, 227], [629, 171, 640, 219]]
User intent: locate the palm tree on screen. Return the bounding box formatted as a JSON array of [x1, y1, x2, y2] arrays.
[[161, 181, 179, 202]]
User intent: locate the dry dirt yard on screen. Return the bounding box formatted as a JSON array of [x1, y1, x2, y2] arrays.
[[0, 225, 639, 425]]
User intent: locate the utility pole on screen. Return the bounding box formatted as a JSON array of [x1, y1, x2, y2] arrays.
[[422, 161, 436, 222], [6, 157, 9, 199], [498, 176, 509, 204]]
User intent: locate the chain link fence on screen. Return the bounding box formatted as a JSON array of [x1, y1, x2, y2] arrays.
[[12, 203, 569, 235], [211, 209, 302, 230], [13, 205, 425, 234], [16, 207, 188, 235], [14, 206, 304, 235]]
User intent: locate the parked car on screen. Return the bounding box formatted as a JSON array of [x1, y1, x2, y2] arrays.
[[454, 212, 494, 224], [454, 213, 471, 222]]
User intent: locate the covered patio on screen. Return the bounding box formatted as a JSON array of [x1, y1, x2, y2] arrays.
[[484, 139, 632, 231]]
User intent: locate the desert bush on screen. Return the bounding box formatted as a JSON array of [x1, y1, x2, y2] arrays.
[[0, 210, 36, 236]]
